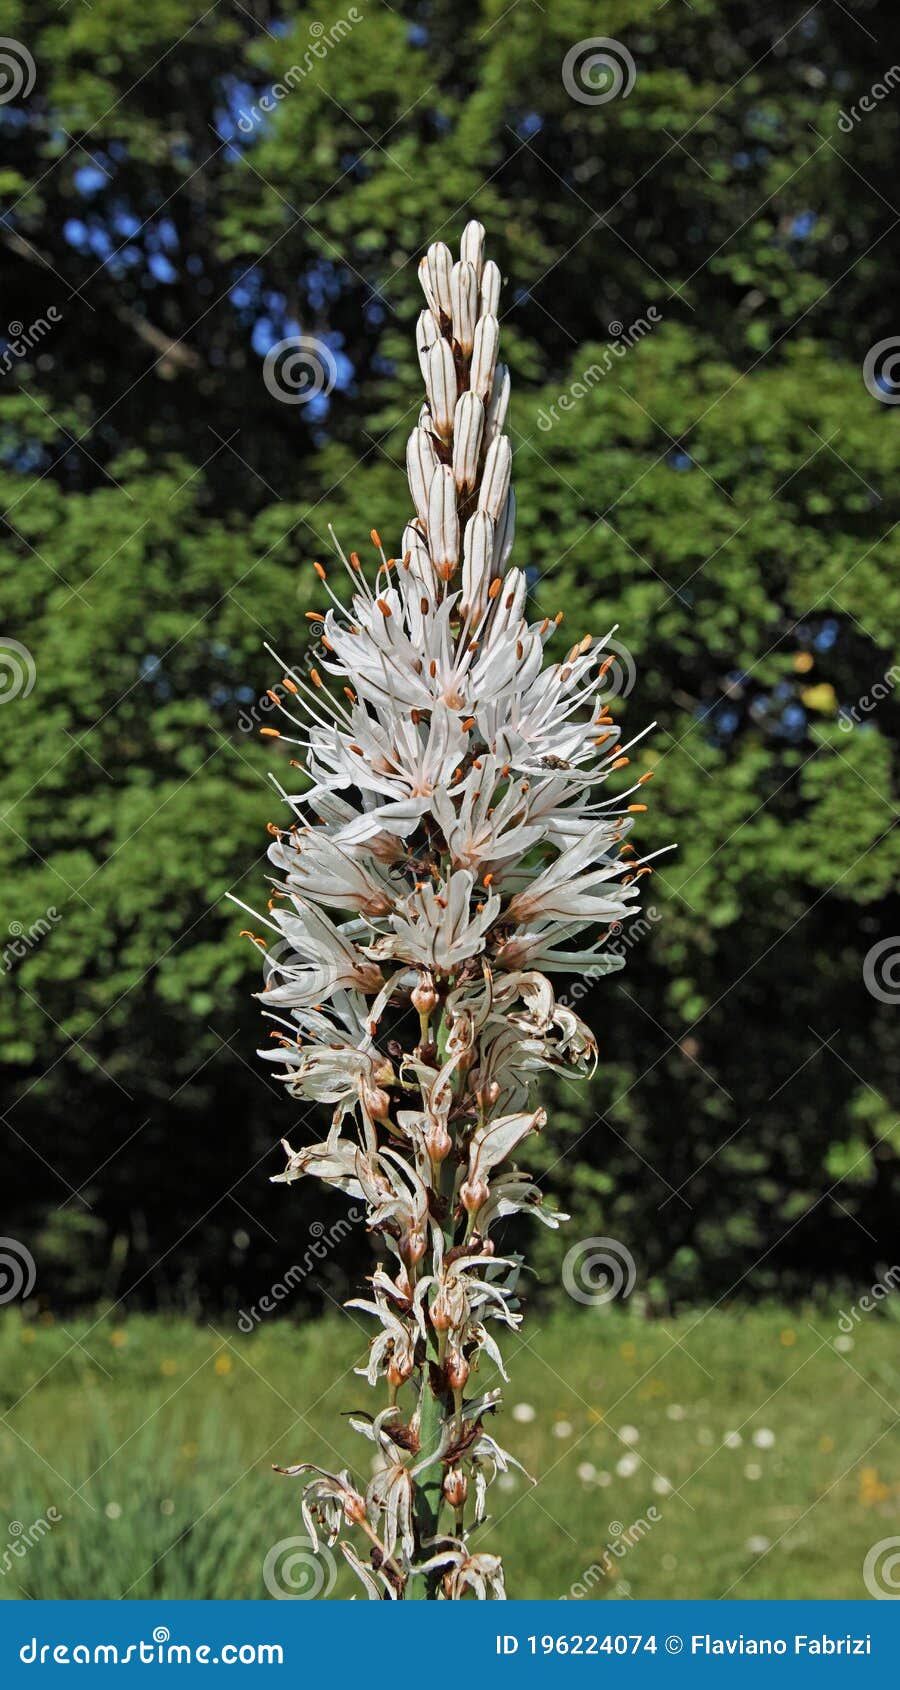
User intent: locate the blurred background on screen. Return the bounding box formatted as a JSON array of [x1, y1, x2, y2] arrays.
[[0, 0, 898, 1601]]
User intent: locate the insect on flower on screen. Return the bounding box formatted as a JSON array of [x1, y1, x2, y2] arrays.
[[233, 222, 661, 1599]]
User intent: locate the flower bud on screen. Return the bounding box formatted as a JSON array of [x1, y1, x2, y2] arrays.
[[480, 259, 501, 317], [461, 512, 494, 622], [460, 219, 485, 282], [451, 391, 484, 492], [425, 338, 457, 440], [407, 427, 439, 525], [427, 463, 460, 581], [443, 1466, 468, 1508], [450, 260, 478, 356], [470, 314, 499, 400], [477, 435, 512, 521], [485, 362, 510, 441], [494, 486, 516, 570], [424, 241, 453, 319], [416, 308, 441, 381]]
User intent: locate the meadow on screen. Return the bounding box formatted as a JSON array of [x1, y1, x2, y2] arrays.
[[0, 1302, 896, 1602]]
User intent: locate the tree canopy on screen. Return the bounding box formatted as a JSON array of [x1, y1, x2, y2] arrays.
[[2, 0, 897, 1310]]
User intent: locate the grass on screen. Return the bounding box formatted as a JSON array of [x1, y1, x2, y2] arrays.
[[0, 1301, 897, 1600]]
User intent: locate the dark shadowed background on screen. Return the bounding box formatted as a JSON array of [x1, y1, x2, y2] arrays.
[[2, 0, 898, 1322]]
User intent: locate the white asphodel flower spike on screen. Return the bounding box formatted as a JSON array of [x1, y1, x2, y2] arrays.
[[234, 221, 664, 1600]]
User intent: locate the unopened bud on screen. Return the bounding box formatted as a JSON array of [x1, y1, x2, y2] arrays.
[[443, 1467, 468, 1508]]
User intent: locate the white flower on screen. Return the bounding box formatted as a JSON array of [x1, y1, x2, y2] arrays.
[[242, 219, 660, 1600]]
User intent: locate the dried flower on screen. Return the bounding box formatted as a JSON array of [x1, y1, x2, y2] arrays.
[[237, 221, 657, 1599]]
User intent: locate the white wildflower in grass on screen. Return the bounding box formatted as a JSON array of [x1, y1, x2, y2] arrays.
[[235, 223, 658, 1600]]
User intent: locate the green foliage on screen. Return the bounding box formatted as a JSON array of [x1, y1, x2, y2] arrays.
[[1, 1305, 898, 1599], [1, 0, 897, 1308]]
